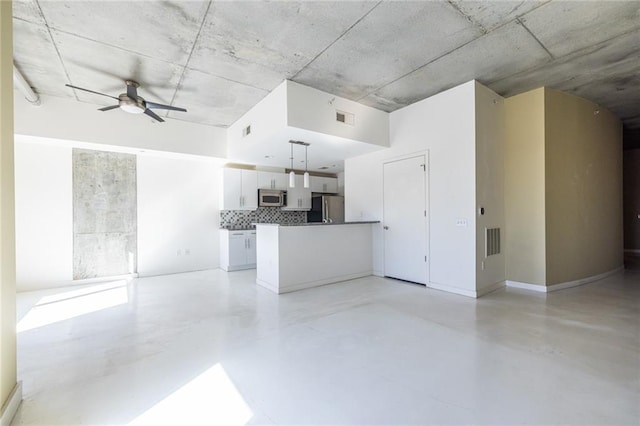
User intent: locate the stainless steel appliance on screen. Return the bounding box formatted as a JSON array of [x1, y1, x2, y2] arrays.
[[258, 189, 287, 207], [307, 195, 344, 223]]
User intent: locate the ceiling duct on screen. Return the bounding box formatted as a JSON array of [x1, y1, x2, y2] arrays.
[[13, 64, 41, 106]]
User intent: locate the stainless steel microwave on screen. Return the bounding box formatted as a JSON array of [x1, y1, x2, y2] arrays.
[[258, 189, 287, 207]]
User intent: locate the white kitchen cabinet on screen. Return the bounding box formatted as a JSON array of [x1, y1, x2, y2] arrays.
[[282, 174, 311, 210], [220, 229, 257, 271], [257, 171, 288, 190], [220, 168, 258, 210], [310, 176, 338, 194]]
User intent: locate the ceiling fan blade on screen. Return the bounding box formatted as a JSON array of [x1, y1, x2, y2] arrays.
[[98, 105, 120, 112], [146, 101, 187, 112], [144, 108, 165, 123], [65, 84, 119, 100]]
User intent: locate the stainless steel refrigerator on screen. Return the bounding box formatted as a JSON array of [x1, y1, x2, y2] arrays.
[[307, 195, 344, 223]]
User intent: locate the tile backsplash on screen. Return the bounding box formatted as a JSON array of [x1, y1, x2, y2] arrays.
[[220, 208, 306, 228]]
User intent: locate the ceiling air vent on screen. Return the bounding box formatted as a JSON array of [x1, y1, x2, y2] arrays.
[[336, 110, 355, 126], [242, 124, 251, 137]]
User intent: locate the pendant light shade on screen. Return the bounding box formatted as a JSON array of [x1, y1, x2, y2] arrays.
[[289, 142, 295, 188], [303, 144, 310, 188]]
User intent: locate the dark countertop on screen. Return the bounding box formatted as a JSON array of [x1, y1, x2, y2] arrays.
[[253, 221, 380, 227]]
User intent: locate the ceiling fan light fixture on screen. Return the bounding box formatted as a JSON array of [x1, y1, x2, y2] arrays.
[[118, 94, 145, 114]]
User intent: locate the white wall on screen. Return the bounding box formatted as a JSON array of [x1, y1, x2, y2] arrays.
[[286, 80, 389, 148], [227, 81, 287, 148], [345, 81, 477, 294], [137, 154, 220, 276], [14, 137, 73, 290], [14, 138, 222, 289], [474, 82, 506, 294], [14, 94, 227, 158]]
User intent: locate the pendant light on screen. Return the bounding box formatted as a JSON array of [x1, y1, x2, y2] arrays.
[[303, 144, 310, 188], [289, 142, 295, 188]]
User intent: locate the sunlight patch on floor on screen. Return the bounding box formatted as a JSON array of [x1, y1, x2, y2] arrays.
[[128, 363, 253, 426], [17, 281, 129, 333]]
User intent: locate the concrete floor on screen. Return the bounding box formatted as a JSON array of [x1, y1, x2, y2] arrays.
[[12, 268, 640, 425]]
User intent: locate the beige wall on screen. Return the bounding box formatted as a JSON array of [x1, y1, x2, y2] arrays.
[[504, 88, 546, 285], [545, 88, 623, 284], [0, 0, 18, 416], [623, 149, 640, 250]]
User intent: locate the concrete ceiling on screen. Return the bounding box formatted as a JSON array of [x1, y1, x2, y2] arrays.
[[12, 0, 640, 135]]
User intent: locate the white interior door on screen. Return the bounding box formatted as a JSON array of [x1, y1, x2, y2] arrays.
[[383, 155, 428, 284]]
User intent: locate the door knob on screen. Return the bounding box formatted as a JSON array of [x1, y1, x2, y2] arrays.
[[383, 226, 389, 230]]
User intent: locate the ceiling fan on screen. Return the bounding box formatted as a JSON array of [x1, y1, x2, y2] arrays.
[[65, 80, 186, 123]]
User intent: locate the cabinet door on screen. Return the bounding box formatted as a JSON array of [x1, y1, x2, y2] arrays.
[[282, 175, 311, 210], [241, 170, 258, 210], [228, 233, 248, 266], [221, 169, 242, 210], [324, 177, 338, 194], [257, 171, 274, 189], [299, 175, 312, 209], [246, 232, 257, 265], [272, 173, 288, 190], [310, 176, 324, 193]]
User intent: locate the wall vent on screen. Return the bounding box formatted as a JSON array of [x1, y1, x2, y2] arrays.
[[336, 110, 355, 126], [242, 125, 251, 137], [485, 228, 501, 257]]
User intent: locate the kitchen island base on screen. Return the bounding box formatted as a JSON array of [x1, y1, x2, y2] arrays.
[[255, 222, 376, 294]]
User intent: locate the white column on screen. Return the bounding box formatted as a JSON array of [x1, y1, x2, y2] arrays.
[[0, 0, 21, 423]]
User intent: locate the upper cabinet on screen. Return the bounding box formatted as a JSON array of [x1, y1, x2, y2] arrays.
[[220, 168, 258, 210], [310, 176, 338, 194], [282, 174, 311, 211], [257, 171, 288, 190]]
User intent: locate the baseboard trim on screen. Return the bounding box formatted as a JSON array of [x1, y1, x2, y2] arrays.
[[427, 280, 505, 298], [507, 266, 623, 293], [476, 281, 506, 297], [427, 282, 477, 298], [72, 273, 138, 285], [258, 271, 373, 295], [0, 381, 22, 426], [505, 280, 547, 292]]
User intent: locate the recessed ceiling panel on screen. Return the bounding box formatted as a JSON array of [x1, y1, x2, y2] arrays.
[[13, 0, 45, 25], [521, 1, 640, 58], [188, 1, 376, 91], [168, 68, 269, 127], [449, 0, 549, 32], [54, 30, 184, 108], [362, 21, 551, 111], [13, 19, 69, 97], [294, 1, 482, 101], [38, 0, 209, 65]]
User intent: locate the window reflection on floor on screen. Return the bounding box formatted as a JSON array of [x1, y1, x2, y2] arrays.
[[17, 281, 129, 333], [128, 363, 253, 426]]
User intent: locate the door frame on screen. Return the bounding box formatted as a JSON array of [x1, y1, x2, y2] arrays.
[[382, 150, 430, 284]]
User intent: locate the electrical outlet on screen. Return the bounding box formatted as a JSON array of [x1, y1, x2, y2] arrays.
[[456, 218, 468, 227], [185, 249, 191, 255], [177, 249, 182, 256]]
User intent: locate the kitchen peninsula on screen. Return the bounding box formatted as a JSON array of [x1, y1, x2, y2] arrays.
[[255, 222, 379, 294]]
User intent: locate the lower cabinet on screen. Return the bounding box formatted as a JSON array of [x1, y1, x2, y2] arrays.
[[220, 229, 257, 271]]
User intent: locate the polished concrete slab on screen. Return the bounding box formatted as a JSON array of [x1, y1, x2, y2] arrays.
[[13, 269, 640, 425]]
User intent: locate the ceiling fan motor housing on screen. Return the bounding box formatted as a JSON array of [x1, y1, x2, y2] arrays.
[[118, 93, 146, 114]]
